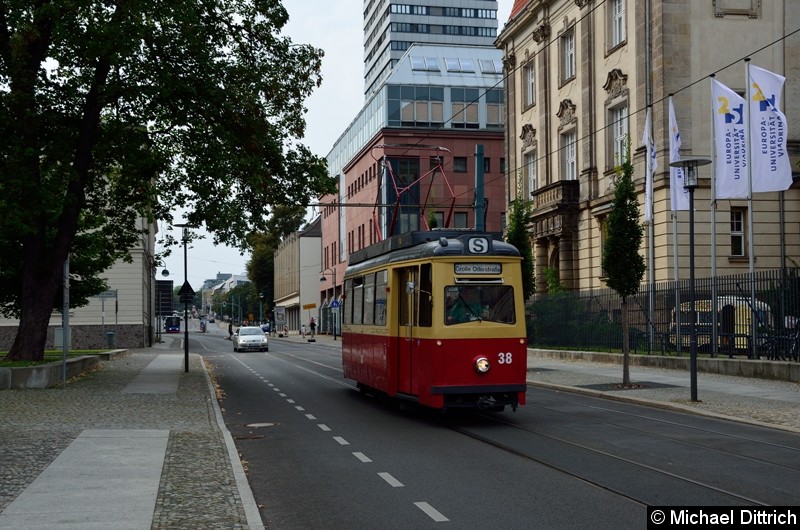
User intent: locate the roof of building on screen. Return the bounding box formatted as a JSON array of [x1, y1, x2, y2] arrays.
[[508, 0, 529, 21]]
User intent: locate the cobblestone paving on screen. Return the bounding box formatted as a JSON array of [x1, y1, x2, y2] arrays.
[[0, 352, 252, 529]]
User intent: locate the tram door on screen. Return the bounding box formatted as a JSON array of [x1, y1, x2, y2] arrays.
[[396, 267, 417, 394], [396, 264, 432, 396]]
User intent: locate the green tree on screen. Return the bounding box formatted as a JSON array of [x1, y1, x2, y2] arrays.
[[1, 2, 336, 360], [602, 138, 646, 384], [505, 194, 535, 301], [245, 204, 306, 319]]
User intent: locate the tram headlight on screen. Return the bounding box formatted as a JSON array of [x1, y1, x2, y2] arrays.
[[474, 356, 490, 374]]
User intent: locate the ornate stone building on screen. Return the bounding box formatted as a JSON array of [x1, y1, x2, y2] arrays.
[[497, 0, 799, 295]]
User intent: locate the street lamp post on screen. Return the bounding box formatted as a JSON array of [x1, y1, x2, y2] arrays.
[[320, 267, 338, 340], [670, 156, 710, 402], [174, 224, 194, 373]]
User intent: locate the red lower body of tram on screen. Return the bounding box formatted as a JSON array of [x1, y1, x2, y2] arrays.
[[343, 333, 527, 411]]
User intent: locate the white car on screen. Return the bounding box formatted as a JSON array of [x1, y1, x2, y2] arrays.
[[233, 326, 269, 352]]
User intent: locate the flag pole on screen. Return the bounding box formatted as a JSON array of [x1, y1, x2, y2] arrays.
[[646, 106, 655, 349], [709, 75, 719, 356], [668, 95, 682, 355], [745, 58, 757, 359]]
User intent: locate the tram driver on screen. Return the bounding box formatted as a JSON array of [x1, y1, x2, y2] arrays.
[[447, 285, 491, 323]]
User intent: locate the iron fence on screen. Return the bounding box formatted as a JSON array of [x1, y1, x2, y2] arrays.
[[526, 268, 800, 360]]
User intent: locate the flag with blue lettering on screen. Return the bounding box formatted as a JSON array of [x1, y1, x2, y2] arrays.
[[712, 79, 748, 200], [668, 97, 689, 211], [641, 107, 656, 222], [748, 65, 792, 193]]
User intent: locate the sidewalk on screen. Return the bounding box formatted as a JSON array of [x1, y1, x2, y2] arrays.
[[1, 335, 799, 528], [0, 339, 262, 529]]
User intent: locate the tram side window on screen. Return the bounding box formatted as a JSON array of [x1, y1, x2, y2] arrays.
[[363, 273, 375, 325], [375, 270, 387, 326], [352, 277, 364, 325], [418, 263, 432, 327], [343, 279, 353, 325]]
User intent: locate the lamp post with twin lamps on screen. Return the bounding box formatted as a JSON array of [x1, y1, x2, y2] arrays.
[[669, 156, 710, 402], [320, 267, 338, 340]]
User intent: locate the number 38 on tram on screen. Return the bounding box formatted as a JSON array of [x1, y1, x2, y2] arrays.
[[341, 230, 527, 412]]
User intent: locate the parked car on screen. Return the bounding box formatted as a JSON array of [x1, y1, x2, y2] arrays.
[[233, 326, 269, 352]]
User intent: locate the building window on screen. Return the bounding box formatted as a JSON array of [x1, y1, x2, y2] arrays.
[[453, 157, 468, 172], [479, 59, 503, 74], [483, 157, 491, 173], [598, 215, 609, 277], [454, 212, 468, 228], [524, 150, 537, 195], [410, 56, 439, 71], [523, 62, 535, 108], [561, 131, 577, 181], [387, 85, 444, 128], [486, 88, 504, 128], [450, 87, 479, 129], [431, 211, 444, 228], [730, 208, 746, 257], [445, 57, 475, 72], [560, 31, 575, 83], [609, 103, 628, 165], [609, 0, 626, 49]]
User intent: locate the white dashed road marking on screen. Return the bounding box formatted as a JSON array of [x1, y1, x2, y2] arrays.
[[353, 452, 372, 463], [414, 502, 449, 522], [378, 472, 403, 487]]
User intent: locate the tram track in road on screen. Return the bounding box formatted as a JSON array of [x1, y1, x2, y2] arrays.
[[534, 398, 800, 472], [445, 412, 772, 507]]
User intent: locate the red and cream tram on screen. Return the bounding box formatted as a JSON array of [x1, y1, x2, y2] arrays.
[[341, 230, 527, 411]]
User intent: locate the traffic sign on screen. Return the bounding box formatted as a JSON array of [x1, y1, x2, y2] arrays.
[[330, 300, 340, 308], [178, 281, 195, 304]]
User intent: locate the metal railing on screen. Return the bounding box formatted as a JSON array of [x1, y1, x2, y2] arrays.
[[526, 268, 800, 360]]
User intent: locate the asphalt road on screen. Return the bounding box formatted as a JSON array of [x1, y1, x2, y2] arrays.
[[190, 328, 800, 529]]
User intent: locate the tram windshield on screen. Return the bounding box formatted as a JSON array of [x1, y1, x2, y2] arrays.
[[444, 285, 515, 325]]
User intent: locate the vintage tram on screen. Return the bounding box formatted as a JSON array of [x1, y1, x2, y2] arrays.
[[341, 230, 527, 411]]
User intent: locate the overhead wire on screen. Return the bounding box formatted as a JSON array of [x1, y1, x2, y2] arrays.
[[316, 1, 800, 209]]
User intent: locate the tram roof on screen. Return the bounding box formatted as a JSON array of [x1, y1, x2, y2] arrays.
[[347, 230, 519, 271]]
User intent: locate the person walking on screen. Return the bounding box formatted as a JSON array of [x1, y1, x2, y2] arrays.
[[309, 317, 316, 338], [228, 322, 233, 340], [301, 323, 307, 338]]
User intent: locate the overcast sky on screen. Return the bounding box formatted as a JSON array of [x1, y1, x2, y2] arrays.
[[160, 0, 514, 289]]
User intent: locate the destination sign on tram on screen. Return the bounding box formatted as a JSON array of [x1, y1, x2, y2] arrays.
[[454, 263, 502, 274]]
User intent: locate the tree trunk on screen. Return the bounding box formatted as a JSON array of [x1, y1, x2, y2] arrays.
[[6, 236, 70, 362], [622, 296, 630, 385]]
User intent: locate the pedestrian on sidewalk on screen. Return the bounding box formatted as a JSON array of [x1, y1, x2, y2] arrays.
[[301, 324, 307, 338], [309, 317, 316, 338]]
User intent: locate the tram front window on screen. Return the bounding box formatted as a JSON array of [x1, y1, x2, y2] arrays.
[[445, 285, 515, 325]]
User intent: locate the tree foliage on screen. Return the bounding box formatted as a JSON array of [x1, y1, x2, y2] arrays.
[[505, 193, 535, 301], [602, 137, 646, 384], [245, 204, 306, 315], [602, 142, 646, 298], [0, 1, 336, 360]]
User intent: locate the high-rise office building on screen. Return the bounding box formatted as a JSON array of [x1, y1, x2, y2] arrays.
[[362, 1, 499, 97]]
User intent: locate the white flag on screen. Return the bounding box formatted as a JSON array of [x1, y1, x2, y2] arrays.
[[712, 79, 748, 200], [642, 107, 656, 222], [668, 97, 689, 211], [748, 65, 792, 193]]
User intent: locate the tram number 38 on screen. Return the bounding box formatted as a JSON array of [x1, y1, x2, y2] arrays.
[[497, 352, 513, 364]]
